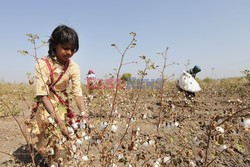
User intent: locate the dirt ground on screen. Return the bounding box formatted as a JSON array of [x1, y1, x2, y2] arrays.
[[0, 79, 250, 166]]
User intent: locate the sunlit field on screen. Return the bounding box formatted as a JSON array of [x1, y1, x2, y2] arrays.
[[0, 77, 249, 167]]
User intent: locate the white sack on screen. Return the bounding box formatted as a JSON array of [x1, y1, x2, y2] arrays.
[[178, 70, 201, 93]]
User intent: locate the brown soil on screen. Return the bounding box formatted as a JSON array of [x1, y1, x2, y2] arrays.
[[0, 79, 250, 167]]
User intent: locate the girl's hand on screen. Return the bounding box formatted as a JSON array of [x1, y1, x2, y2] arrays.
[[83, 113, 89, 124], [59, 122, 70, 139], [56, 119, 70, 138]]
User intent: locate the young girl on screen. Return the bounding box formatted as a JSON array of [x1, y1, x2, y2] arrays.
[[32, 25, 88, 165]]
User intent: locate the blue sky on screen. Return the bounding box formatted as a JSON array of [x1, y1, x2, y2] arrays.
[[0, 0, 249, 82]]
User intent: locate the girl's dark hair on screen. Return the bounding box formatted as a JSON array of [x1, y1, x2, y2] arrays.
[[48, 25, 79, 56]]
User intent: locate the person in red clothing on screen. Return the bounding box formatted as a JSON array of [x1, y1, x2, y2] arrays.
[[86, 69, 96, 90]]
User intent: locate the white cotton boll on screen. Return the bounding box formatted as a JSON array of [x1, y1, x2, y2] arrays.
[[76, 139, 83, 146], [135, 127, 140, 136], [163, 156, 171, 164], [89, 124, 94, 129], [113, 143, 119, 152], [192, 137, 200, 145], [100, 121, 108, 130], [174, 121, 179, 127], [143, 141, 149, 147], [48, 147, 54, 155], [157, 124, 161, 128], [153, 160, 160, 167], [128, 164, 132, 167], [215, 126, 225, 133], [81, 132, 86, 137], [126, 124, 129, 128], [219, 144, 227, 151], [134, 143, 138, 150], [189, 160, 196, 167], [82, 155, 89, 161], [96, 139, 101, 144], [166, 122, 174, 131], [142, 114, 147, 119], [148, 140, 155, 145], [48, 116, 55, 124], [240, 119, 250, 129], [79, 122, 86, 129], [111, 124, 118, 133], [72, 145, 77, 152], [84, 136, 91, 141], [50, 164, 58, 167], [74, 153, 79, 159], [217, 119, 223, 124], [59, 136, 66, 145], [131, 117, 136, 122], [156, 158, 162, 163], [67, 127, 74, 134], [111, 163, 117, 167], [72, 122, 78, 129], [118, 153, 124, 160]]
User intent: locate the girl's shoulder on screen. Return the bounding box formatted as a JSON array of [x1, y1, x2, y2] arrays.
[[35, 56, 49, 69], [69, 59, 80, 70]]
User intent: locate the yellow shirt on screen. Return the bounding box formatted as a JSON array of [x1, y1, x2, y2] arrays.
[[35, 56, 83, 97]]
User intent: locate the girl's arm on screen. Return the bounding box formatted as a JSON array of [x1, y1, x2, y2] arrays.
[[40, 96, 68, 135], [75, 96, 88, 119]]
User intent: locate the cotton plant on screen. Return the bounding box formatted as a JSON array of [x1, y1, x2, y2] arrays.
[[37, 110, 93, 166]]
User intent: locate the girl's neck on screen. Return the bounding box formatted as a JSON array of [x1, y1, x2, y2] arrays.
[[51, 56, 69, 65], [57, 59, 68, 65]]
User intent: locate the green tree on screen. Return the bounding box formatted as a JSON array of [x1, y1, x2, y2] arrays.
[[121, 73, 132, 82]]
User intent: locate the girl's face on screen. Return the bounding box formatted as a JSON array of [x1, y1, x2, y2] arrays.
[[55, 43, 75, 64]]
